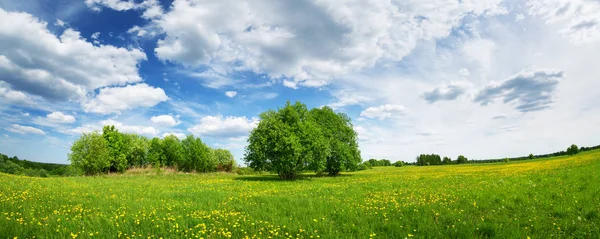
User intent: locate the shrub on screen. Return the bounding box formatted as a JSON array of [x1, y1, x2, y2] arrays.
[[69, 131, 111, 175]]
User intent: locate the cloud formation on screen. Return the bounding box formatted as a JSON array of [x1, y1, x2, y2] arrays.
[[474, 69, 563, 112], [7, 124, 45, 135], [0, 8, 147, 101], [150, 114, 179, 127], [188, 115, 258, 138], [46, 112, 75, 124], [147, 0, 506, 88], [360, 104, 406, 120], [83, 83, 169, 114], [422, 83, 468, 104]]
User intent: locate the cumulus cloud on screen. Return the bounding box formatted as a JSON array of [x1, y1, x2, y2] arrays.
[[85, 0, 163, 19], [83, 83, 169, 114], [360, 104, 406, 120], [150, 114, 179, 126], [188, 115, 258, 138], [147, 0, 506, 88], [0, 84, 32, 105], [225, 91, 237, 98], [474, 69, 564, 112], [422, 83, 468, 104], [46, 111, 75, 124], [63, 119, 159, 136], [0, 9, 147, 101], [326, 90, 373, 109], [7, 124, 45, 135]]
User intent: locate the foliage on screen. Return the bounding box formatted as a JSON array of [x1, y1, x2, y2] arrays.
[[442, 156, 452, 164], [3, 150, 600, 238], [245, 101, 360, 179], [417, 154, 442, 166], [212, 149, 236, 172], [68, 126, 235, 175], [456, 155, 469, 164], [102, 126, 128, 173], [181, 135, 213, 172], [68, 131, 111, 175], [309, 106, 361, 175], [393, 161, 405, 167], [367, 159, 392, 166], [567, 144, 579, 155]]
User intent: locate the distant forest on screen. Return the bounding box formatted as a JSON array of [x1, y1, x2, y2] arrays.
[[0, 153, 77, 177]]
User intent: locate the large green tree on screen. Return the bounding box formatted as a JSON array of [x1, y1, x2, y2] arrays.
[[147, 137, 165, 167], [566, 144, 579, 155], [309, 107, 361, 175], [68, 131, 111, 175], [161, 135, 185, 167], [245, 101, 330, 179], [102, 126, 128, 172], [181, 135, 212, 172], [212, 148, 237, 172]]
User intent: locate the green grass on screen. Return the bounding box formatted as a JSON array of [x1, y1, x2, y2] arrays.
[[2, 150, 600, 239]]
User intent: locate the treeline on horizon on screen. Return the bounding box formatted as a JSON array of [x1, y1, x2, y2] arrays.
[[68, 125, 238, 175], [367, 144, 598, 166], [0, 153, 76, 177]]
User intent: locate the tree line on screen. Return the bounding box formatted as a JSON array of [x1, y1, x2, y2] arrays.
[[0, 153, 80, 177], [69, 125, 236, 175], [244, 102, 361, 179]]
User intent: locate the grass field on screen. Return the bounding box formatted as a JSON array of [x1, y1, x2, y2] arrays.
[[2, 151, 600, 239]]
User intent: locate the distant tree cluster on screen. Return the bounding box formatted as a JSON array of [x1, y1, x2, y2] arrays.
[[245, 102, 361, 179], [0, 153, 80, 177], [366, 159, 392, 167], [415, 154, 468, 166], [69, 126, 236, 175]]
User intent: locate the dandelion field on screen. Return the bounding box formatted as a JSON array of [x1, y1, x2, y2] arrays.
[[1, 150, 600, 239]]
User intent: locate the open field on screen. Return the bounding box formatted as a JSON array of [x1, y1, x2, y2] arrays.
[[2, 151, 600, 239]]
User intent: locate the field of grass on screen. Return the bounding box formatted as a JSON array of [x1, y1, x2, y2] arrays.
[[2, 150, 600, 239]]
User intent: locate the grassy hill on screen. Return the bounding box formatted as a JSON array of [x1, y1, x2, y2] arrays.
[[1, 150, 599, 238]]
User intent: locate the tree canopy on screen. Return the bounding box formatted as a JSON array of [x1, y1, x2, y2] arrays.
[[68, 126, 235, 175], [244, 101, 361, 179]]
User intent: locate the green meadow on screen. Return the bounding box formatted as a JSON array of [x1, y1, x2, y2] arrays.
[[1, 150, 599, 239]]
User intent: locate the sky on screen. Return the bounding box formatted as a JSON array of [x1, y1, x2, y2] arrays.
[[1, 0, 600, 165]]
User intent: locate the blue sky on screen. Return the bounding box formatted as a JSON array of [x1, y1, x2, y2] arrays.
[[1, 0, 600, 164]]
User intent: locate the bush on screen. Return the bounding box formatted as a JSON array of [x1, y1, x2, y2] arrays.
[[69, 131, 111, 175], [393, 161, 404, 167]]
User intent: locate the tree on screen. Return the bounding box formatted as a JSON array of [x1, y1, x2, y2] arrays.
[[212, 148, 236, 172], [245, 101, 329, 179], [566, 144, 579, 155], [393, 161, 404, 167], [124, 134, 149, 167], [456, 155, 469, 164], [528, 154, 535, 160], [310, 106, 361, 175], [147, 137, 165, 167], [68, 131, 111, 175], [161, 135, 185, 167], [443, 156, 452, 164], [181, 135, 212, 172], [102, 125, 128, 172]]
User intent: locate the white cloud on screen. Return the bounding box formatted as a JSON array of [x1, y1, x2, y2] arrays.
[[91, 32, 100, 39], [0, 8, 147, 101], [225, 91, 237, 98], [46, 111, 75, 124], [83, 83, 169, 114], [188, 115, 258, 138], [161, 132, 186, 139], [0, 85, 32, 105], [149, 0, 506, 88], [360, 104, 406, 120], [150, 114, 179, 126], [62, 119, 160, 136], [85, 0, 163, 19], [326, 90, 373, 109], [422, 82, 470, 104], [22, 113, 30, 117], [528, 0, 600, 43], [7, 124, 45, 135]]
